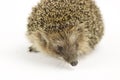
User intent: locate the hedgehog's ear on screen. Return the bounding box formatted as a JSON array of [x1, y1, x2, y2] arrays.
[[69, 22, 85, 43], [74, 22, 85, 32], [36, 31, 49, 45], [70, 21, 86, 32]]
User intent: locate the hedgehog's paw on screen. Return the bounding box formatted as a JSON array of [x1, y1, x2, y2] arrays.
[[28, 46, 39, 53]]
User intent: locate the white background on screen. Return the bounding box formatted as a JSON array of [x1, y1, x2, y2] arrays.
[[0, 0, 120, 80]]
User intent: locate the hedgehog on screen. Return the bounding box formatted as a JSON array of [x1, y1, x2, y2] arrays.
[[26, 0, 104, 66]]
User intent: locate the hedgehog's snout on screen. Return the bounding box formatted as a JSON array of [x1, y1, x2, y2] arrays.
[[70, 61, 78, 66]]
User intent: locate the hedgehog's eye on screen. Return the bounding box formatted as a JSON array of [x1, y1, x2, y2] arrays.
[[75, 43, 78, 48], [57, 45, 63, 52]]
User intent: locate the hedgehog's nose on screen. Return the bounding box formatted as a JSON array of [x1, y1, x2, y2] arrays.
[[70, 61, 78, 66]]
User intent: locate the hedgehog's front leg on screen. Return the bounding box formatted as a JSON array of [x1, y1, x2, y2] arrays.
[[29, 46, 39, 53]]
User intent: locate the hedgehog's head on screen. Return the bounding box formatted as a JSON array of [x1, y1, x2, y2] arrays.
[[37, 23, 85, 66], [48, 32, 79, 66], [47, 32, 79, 66]]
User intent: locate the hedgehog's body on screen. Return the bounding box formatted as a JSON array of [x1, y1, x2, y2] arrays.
[[27, 0, 104, 66]]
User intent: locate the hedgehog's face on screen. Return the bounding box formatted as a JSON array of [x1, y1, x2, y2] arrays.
[[51, 39, 79, 66], [46, 30, 82, 66]]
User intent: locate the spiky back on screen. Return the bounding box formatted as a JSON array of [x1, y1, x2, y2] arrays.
[[28, 0, 99, 31]]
